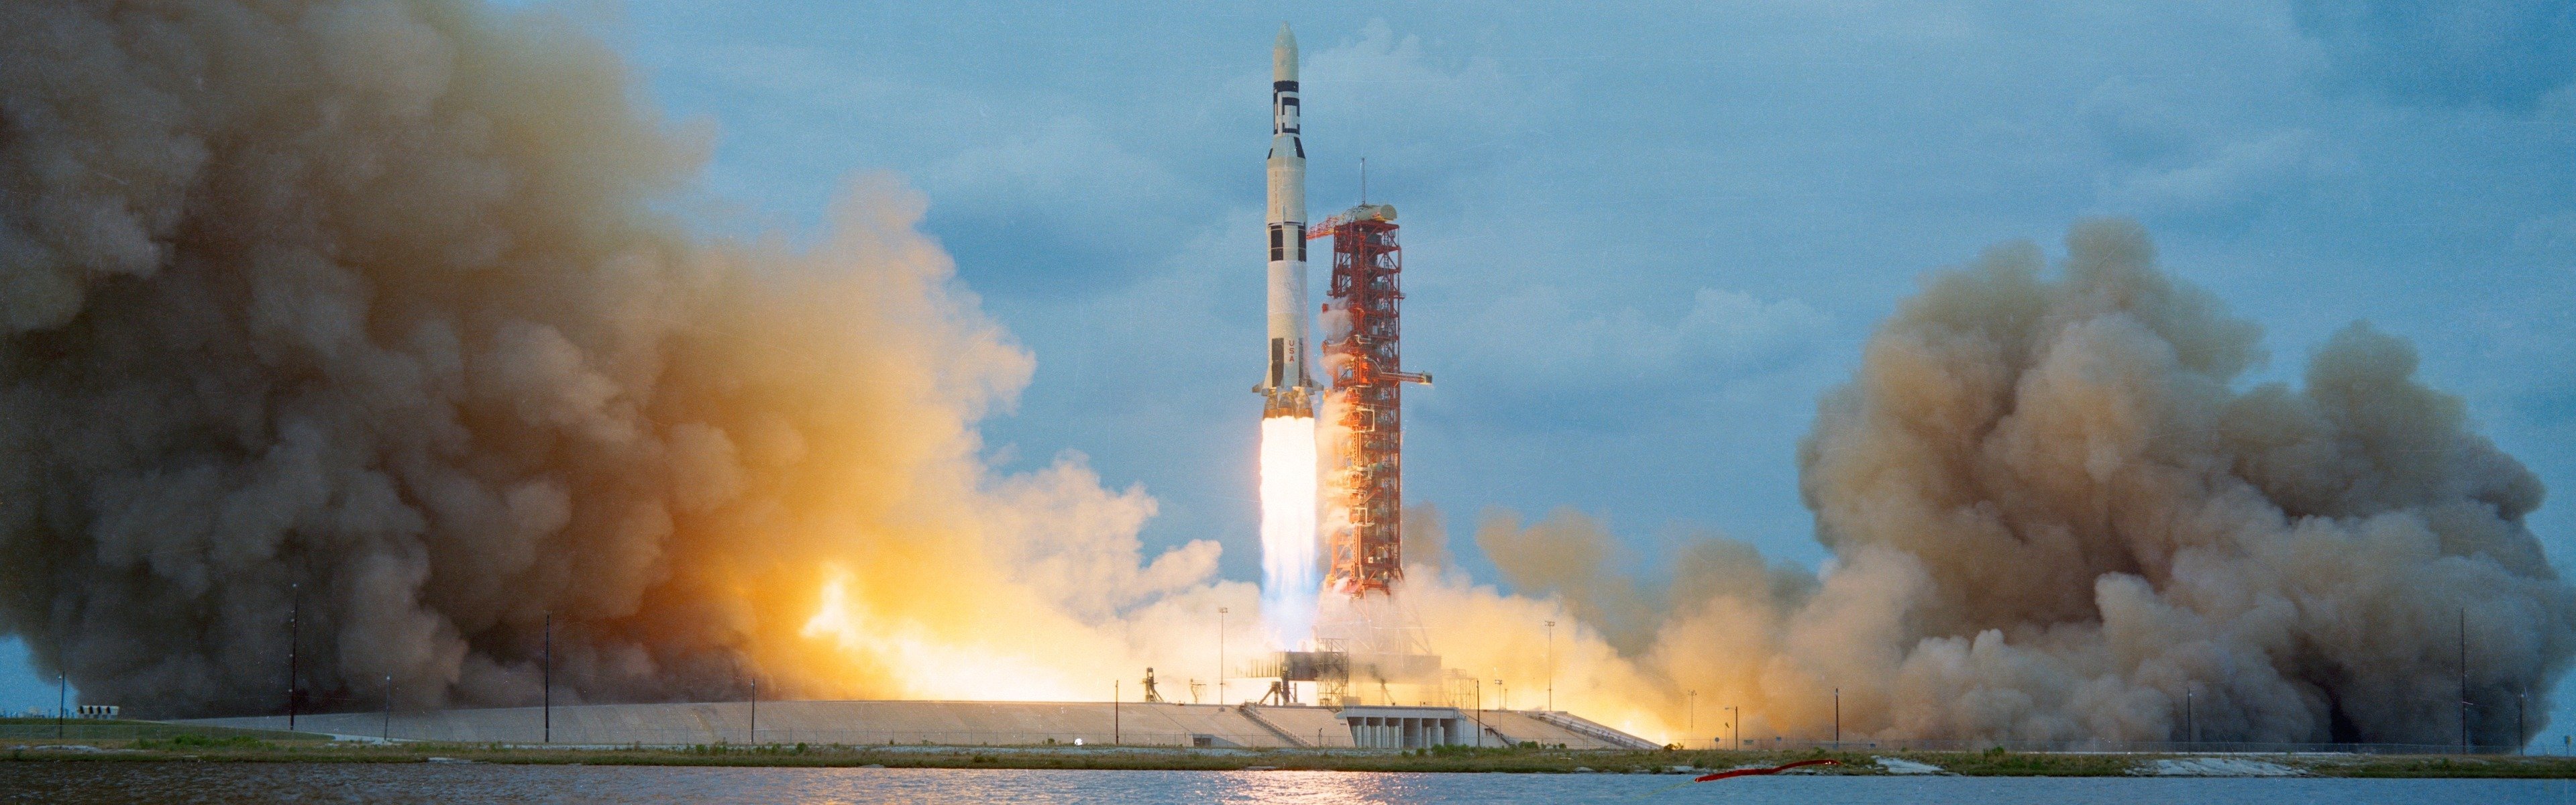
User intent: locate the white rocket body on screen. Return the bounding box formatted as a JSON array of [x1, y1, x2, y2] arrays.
[[1259, 24, 1317, 419]]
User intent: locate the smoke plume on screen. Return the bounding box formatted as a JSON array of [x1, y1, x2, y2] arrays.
[[1783, 219, 2573, 744], [0, 0, 1248, 717], [1399, 219, 2572, 746], [5, 0, 2565, 748]]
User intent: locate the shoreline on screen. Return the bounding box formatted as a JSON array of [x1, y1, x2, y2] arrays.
[[7, 740, 2574, 778]]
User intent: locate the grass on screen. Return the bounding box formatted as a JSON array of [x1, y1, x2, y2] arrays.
[[1931, 746, 2141, 776], [131, 733, 274, 751], [0, 718, 325, 744], [5, 736, 2576, 777]]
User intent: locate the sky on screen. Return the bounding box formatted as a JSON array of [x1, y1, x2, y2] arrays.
[[7, 0, 2574, 743]]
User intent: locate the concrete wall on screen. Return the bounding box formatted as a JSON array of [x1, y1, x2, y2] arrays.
[[184, 701, 1653, 750]]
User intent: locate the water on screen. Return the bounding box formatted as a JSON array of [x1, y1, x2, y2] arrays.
[[3, 763, 2571, 804]]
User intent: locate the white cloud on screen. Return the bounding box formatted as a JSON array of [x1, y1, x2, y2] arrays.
[[920, 119, 1172, 203], [1442, 286, 1829, 405], [1295, 19, 1546, 193], [2097, 129, 2336, 217]]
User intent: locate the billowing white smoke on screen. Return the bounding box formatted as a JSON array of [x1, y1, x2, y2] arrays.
[[1398, 219, 2573, 747], [0, 0, 1249, 717]]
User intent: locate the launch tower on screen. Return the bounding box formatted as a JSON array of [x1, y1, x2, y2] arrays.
[[1314, 203, 1428, 596]]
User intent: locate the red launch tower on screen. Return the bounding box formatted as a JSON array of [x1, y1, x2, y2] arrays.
[[1313, 204, 1428, 597]]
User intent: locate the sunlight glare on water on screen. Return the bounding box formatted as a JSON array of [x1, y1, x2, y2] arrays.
[[4, 763, 2573, 804]]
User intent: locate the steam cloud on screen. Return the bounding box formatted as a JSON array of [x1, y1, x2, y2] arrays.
[[0, 0, 1244, 717], [1786, 221, 2571, 744], [1403, 219, 2571, 746], [3, 0, 2565, 747]]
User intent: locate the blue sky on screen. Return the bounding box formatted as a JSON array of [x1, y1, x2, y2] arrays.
[[8, 0, 2574, 741]]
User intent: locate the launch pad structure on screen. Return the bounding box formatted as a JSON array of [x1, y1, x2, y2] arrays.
[[1247, 26, 1486, 714], [1256, 202, 1447, 710], [1315, 202, 1426, 598]]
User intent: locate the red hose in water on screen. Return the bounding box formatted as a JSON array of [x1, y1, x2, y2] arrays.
[[1693, 759, 1840, 781]]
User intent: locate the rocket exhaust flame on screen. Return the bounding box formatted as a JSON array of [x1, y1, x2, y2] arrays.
[[1258, 416, 1321, 647], [800, 566, 1093, 702]]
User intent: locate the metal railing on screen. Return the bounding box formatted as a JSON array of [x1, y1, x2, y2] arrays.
[[1233, 704, 1311, 748], [1523, 710, 1662, 751]]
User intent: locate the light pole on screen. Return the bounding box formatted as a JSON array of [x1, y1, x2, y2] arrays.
[[2184, 688, 2194, 748], [1218, 607, 1229, 705], [1727, 706, 1739, 751], [1497, 679, 1507, 712], [56, 673, 65, 739], [1544, 620, 1555, 714], [749, 679, 757, 745], [1687, 690, 1697, 747], [383, 676, 394, 742], [1474, 678, 1485, 748], [543, 613, 551, 743], [286, 581, 301, 732], [1833, 688, 1840, 749]]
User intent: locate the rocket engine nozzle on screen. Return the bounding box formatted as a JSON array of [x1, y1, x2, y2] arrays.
[[1260, 385, 1318, 419]]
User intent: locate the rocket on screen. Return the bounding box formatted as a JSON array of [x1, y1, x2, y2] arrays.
[[1258, 23, 1318, 419]]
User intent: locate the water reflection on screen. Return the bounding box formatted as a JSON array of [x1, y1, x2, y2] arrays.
[[1213, 769, 1429, 804], [0, 761, 2567, 804]]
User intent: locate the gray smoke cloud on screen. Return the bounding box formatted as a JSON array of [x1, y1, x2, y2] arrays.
[[0, 0, 1250, 718], [1430, 218, 2571, 745], [1791, 219, 2571, 744]]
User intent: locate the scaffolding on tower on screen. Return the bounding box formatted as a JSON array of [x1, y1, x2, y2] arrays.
[[1289, 201, 1450, 708], [1313, 203, 1428, 597]]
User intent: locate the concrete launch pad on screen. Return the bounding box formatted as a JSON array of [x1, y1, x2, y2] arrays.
[[186, 700, 1656, 749]]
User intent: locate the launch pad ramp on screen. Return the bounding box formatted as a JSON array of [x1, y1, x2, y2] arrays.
[[1523, 710, 1664, 750], [1233, 703, 1312, 747]]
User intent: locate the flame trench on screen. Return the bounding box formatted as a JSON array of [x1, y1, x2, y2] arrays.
[[1259, 415, 1320, 647]]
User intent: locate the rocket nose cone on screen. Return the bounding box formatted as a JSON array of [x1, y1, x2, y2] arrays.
[[1275, 23, 1297, 78]]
